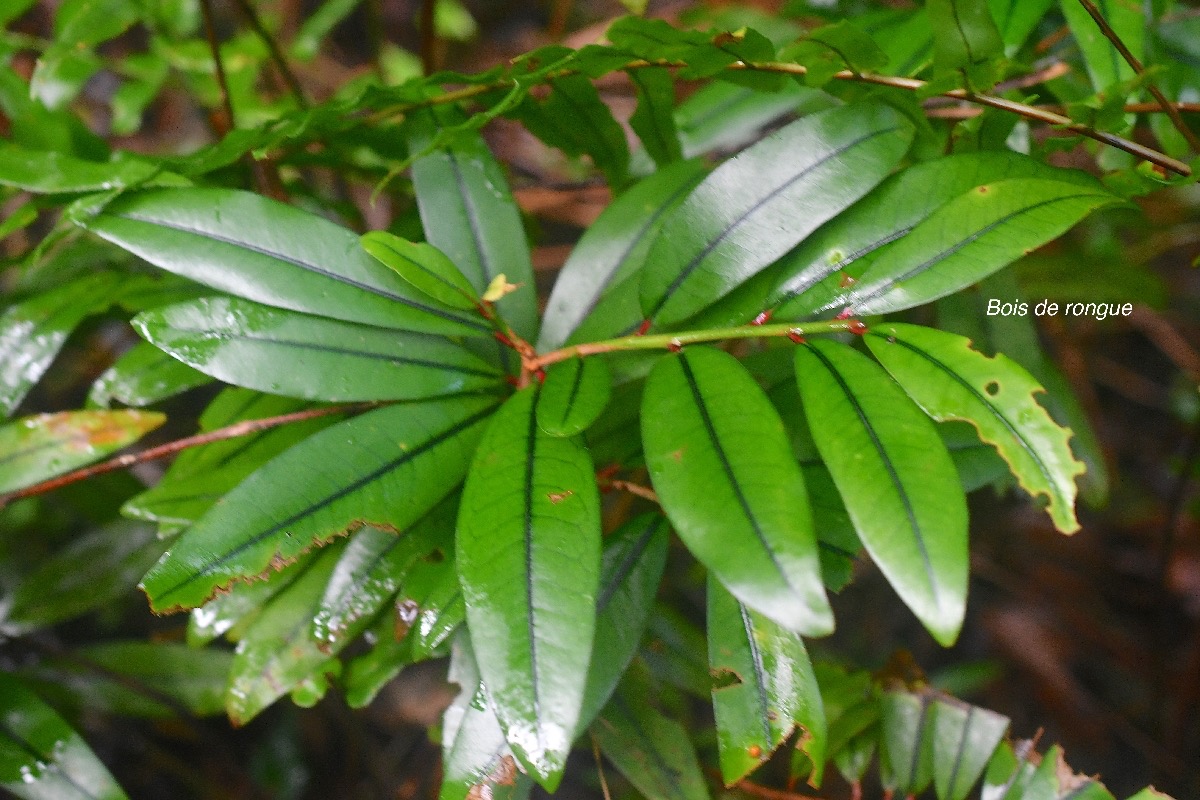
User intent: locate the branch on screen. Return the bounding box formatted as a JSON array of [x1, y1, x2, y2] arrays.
[[1074, 0, 1200, 153], [527, 318, 862, 371], [231, 0, 309, 109], [199, 0, 237, 134], [0, 402, 375, 508]]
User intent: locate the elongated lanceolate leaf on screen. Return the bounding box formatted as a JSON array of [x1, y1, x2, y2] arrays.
[[409, 108, 537, 341], [880, 691, 935, 796], [0, 673, 129, 800], [638, 103, 913, 327], [930, 697, 1009, 800], [538, 159, 707, 351], [133, 297, 502, 402], [642, 347, 832, 635], [361, 232, 480, 311], [0, 271, 128, 417], [536, 356, 612, 437], [577, 513, 669, 731], [592, 665, 710, 800], [770, 152, 1103, 319], [674, 81, 831, 160], [827, 179, 1122, 317], [440, 635, 534, 800], [927, 0, 1003, 72], [141, 396, 497, 612], [865, 324, 1085, 532], [628, 66, 682, 168], [0, 410, 164, 494], [708, 577, 827, 786], [0, 144, 185, 193], [456, 388, 601, 789], [225, 543, 345, 724], [88, 341, 210, 408], [794, 340, 967, 645], [83, 188, 487, 336], [1059, 0, 1142, 91]]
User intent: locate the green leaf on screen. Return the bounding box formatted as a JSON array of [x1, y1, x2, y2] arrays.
[[398, 552, 466, 661], [0, 673, 130, 800], [4, 522, 165, 633], [642, 347, 831, 635], [140, 396, 497, 612], [535, 356, 612, 437], [628, 66, 682, 168], [0, 410, 165, 494], [771, 152, 1103, 320], [781, 22, 888, 87], [25, 642, 234, 718], [927, 0, 1004, 73], [512, 69, 630, 188], [988, 0, 1055, 49], [312, 499, 455, 649], [132, 296, 502, 402], [439, 635, 535, 800], [0, 271, 129, 417], [865, 324, 1086, 533], [880, 691, 935, 796], [456, 388, 602, 789], [188, 553, 320, 646], [639, 103, 913, 328], [409, 108, 537, 342], [0, 144, 185, 192], [539, 158, 707, 351], [674, 81, 831, 159], [794, 340, 967, 645], [82, 188, 487, 336], [1059, 0, 1143, 92], [361, 231, 480, 311], [88, 341, 211, 408], [930, 697, 1009, 800], [577, 513, 669, 731], [225, 542, 346, 725], [708, 577, 827, 786], [825, 179, 1123, 317], [591, 665, 710, 800]]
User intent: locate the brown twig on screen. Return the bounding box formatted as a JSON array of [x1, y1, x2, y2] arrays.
[[0, 403, 375, 508], [1074, 0, 1200, 153], [231, 0, 309, 109], [604, 479, 659, 504], [199, 0, 237, 134], [927, 100, 1200, 119], [420, 0, 438, 76]]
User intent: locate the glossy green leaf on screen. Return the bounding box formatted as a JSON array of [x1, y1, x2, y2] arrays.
[[361, 231, 480, 311], [988, 0, 1055, 49], [928, 0, 1003, 73], [398, 552, 466, 661], [456, 388, 601, 788], [642, 603, 711, 697], [88, 340, 210, 408], [0, 673, 129, 800], [188, 552, 320, 646], [0, 145, 185, 193], [311, 499, 455, 649], [880, 691, 935, 796], [865, 323, 1085, 533], [440, 635, 534, 800], [642, 347, 832, 635], [409, 108, 537, 341], [225, 542, 345, 725], [674, 81, 832, 159], [0, 410, 164, 494], [930, 697, 1009, 800], [708, 577, 827, 786], [123, 391, 338, 532], [0, 271, 128, 417], [141, 396, 497, 612], [535, 356, 612, 437], [794, 340, 967, 645], [83, 188, 487, 336], [539, 159, 707, 351], [1060, 0, 1142, 91], [781, 22, 888, 87], [827, 179, 1122, 317], [27, 642, 234, 718], [4, 522, 165, 634], [771, 152, 1103, 320], [982, 739, 1037, 800], [133, 296, 502, 402], [513, 69, 630, 188], [591, 665, 709, 800], [577, 513, 669, 731], [341, 610, 415, 710], [628, 66, 682, 168], [639, 103, 913, 327]]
